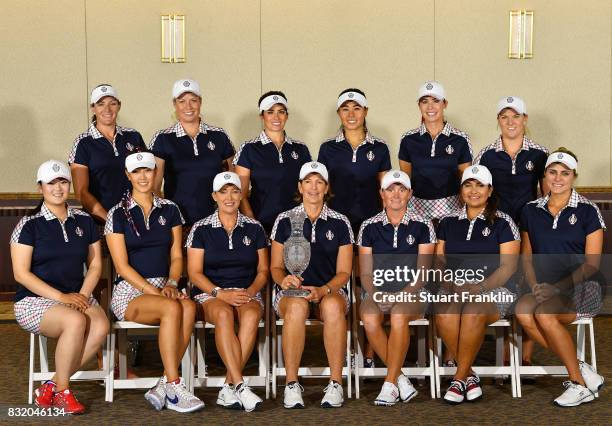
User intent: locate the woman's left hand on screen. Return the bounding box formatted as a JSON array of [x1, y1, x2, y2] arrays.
[[161, 285, 181, 299], [303, 286, 325, 303], [534, 282, 558, 303]]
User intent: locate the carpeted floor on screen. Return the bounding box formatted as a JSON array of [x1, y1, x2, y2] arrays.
[[1, 317, 610, 425]]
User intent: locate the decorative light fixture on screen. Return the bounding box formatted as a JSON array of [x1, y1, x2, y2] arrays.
[[508, 10, 533, 59], [161, 14, 185, 63]]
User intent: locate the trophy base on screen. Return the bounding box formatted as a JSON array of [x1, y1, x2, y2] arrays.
[[283, 288, 311, 298]]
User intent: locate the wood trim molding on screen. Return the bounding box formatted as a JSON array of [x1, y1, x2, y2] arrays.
[[0, 192, 77, 200]]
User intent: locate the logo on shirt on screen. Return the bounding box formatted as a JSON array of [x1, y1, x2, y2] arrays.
[[75, 226, 83, 237], [526, 160, 534, 171], [291, 151, 299, 160], [242, 235, 252, 246], [325, 230, 334, 241], [158, 216, 166, 226], [367, 151, 375, 162], [407, 234, 415, 245], [569, 214, 577, 225], [482, 227, 491, 237], [445, 145, 454, 155], [507, 96, 514, 103], [52, 163, 60, 172], [426, 83, 434, 90], [126, 142, 134, 151], [207, 141, 215, 151]]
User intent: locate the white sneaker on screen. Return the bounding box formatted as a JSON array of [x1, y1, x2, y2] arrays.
[[553, 381, 594, 407], [283, 382, 305, 409], [579, 361, 604, 393], [444, 379, 466, 404], [216, 383, 241, 409], [165, 378, 205, 413], [321, 381, 344, 408], [465, 374, 483, 401], [236, 382, 263, 412], [374, 382, 400, 406], [397, 374, 418, 402], [144, 376, 167, 411]]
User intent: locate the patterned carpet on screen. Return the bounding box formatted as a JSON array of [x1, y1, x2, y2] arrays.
[[1, 317, 610, 425]]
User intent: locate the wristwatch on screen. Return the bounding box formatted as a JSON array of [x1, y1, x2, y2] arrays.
[[211, 287, 221, 297], [324, 285, 332, 295], [166, 279, 178, 288]]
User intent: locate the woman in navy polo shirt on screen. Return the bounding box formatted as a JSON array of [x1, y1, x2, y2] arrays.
[[233, 91, 312, 233], [106, 152, 203, 413], [270, 161, 354, 409], [435, 165, 520, 404], [358, 170, 436, 406], [69, 84, 146, 223], [11, 160, 109, 414], [399, 81, 472, 222], [515, 149, 605, 407], [187, 172, 269, 412], [317, 88, 391, 235], [149, 79, 235, 226]]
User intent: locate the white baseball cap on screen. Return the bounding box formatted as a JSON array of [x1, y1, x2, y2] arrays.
[[213, 172, 241, 191], [90, 84, 119, 104], [259, 93, 288, 112], [337, 91, 367, 109], [496, 96, 527, 115], [299, 161, 329, 182], [125, 152, 156, 172], [172, 79, 202, 99], [381, 170, 411, 190], [37, 160, 71, 184], [545, 152, 578, 171], [461, 165, 493, 186], [418, 81, 445, 101]]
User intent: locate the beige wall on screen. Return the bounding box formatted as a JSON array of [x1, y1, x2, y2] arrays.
[[0, 0, 610, 191]]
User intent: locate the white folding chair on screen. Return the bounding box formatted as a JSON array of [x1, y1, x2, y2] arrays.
[[351, 284, 436, 398], [512, 317, 598, 397], [433, 319, 519, 398], [189, 287, 270, 398], [271, 281, 352, 399], [28, 332, 112, 403]]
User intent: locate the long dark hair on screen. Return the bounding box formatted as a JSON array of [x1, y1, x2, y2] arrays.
[[484, 190, 499, 225], [29, 198, 44, 216]]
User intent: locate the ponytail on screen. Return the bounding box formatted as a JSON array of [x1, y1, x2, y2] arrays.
[[121, 189, 140, 237], [29, 198, 44, 216], [484, 190, 499, 225]]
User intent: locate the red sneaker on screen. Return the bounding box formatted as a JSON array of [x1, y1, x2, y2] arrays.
[[53, 388, 86, 415], [34, 381, 56, 408]]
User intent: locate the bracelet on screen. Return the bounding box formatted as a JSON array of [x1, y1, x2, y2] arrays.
[[323, 285, 332, 295], [166, 279, 178, 288], [141, 283, 147, 292]]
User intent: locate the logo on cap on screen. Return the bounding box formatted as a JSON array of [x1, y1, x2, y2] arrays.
[[526, 160, 534, 171], [291, 151, 299, 160], [75, 226, 83, 237], [426, 83, 433, 90], [393, 171, 400, 178], [273, 95, 279, 100], [126, 143, 134, 151], [507, 96, 514, 103], [242, 236, 251, 246], [311, 163, 318, 169], [222, 173, 230, 180], [482, 227, 491, 237], [557, 153, 563, 159], [348, 92, 354, 98], [326, 230, 334, 241], [158, 216, 166, 226], [472, 166, 479, 173], [569, 214, 577, 225], [101, 86, 108, 92], [136, 154, 143, 161], [52, 163, 60, 172], [445, 145, 454, 155], [367, 151, 375, 162], [207, 141, 215, 151], [183, 80, 190, 87], [407, 235, 415, 245]]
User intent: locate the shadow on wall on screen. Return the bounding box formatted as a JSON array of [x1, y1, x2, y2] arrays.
[[0, 105, 41, 191]]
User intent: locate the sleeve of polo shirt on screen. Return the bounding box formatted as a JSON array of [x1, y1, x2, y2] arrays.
[[357, 223, 372, 247], [85, 216, 100, 244], [254, 224, 269, 249], [316, 144, 328, 166], [10, 217, 35, 246], [169, 203, 185, 227], [398, 137, 411, 162], [583, 205, 606, 235], [271, 217, 291, 244], [70, 138, 90, 166], [149, 133, 168, 160], [457, 138, 472, 164], [303, 145, 313, 162], [535, 151, 547, 179], [221, 134, 235, 161], [104, 207, 124, 235], [437, 218, 448, 241], [186, 224, 205, 249], [338, 219, 354, 245], [497, 217, 520, 244], [519, 206, 530, 232], [235, 143, 252, 169], [420, 221, 436, 244], [379, 145, 391, 171], [134, 132, 147, 150]]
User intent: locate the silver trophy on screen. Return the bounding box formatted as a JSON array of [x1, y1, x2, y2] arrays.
[[282, 210, 311, 297]]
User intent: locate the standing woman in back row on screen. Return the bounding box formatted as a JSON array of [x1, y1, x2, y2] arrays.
[[233, 91, 312, 233], [399, 81, 472, 222], [149, 79, 235, 226]]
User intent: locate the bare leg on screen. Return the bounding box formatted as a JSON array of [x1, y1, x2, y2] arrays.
[[278, 297, 309, 384], [319, 293, 347, 383], [203, 299, 243, 384]]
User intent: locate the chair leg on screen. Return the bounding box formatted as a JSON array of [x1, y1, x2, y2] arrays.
[[433, 323, 442, 398], [103, 333, 112, 402], [118, 330, 127, 379], [512, 319, 523, 398], [508, 324, 517, 397], [346, 327, 352, 399], [353, 320, 361, 399], [39, 335, 49, 373], [576, 323, 586, 362], [28, 334, 35, 404], [108, 331, 116, 402], [271, 321, 277, 399], [495, 327, 504, 386]]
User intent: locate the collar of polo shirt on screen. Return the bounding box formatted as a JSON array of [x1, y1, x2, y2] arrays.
[[259, 94, 288, 112], [337, 91, 367, 109], [41, 203, 76, 222]]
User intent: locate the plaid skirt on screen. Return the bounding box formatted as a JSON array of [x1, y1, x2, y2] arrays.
[[14, 295, 99, 335], [574, 280, 602, 319], [110, 277, 167, 321], [194, 288, 264, 308], [409, 195, 462, 221]]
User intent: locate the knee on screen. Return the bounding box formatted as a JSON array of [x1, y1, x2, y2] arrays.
[[181, 299, 196, 318], [515, 312, 535, 328], [162, 299, 182, 320], [389, 315, 410, 330], [240, 307, 262, 326], [63, 311, 88, 334], [94, 313, 110, 338], [460, 312, 487, 328], [283, 299, 309, 322], [214, 305, 235, 325], [534, 312, 559, 329], [361, 315, 382, 333], [321, 298, 345, 323]]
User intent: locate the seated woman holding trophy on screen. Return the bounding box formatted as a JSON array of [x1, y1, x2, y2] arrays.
[[270, 161, 354, 409]]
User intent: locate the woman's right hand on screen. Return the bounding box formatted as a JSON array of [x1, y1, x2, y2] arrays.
[[280, 275, 303, 290], [59, 292, 90, 312], [217, 289, 251, 307]]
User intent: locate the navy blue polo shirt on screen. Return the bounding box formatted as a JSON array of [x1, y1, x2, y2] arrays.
[[317, 130, 391, 232], [520, 191, 606, 283], [68, 123, 146, 214], [398, 122, 472, 200], [438, 208, 519, 277], [11, 204, 99, 302], [474, 136, 548, 223], [271, 204, 354, 287], [105, 195, 184, 281], [149, 121, 235, 225], [233, 131, 312, 232], [186, 211, 268, 295]]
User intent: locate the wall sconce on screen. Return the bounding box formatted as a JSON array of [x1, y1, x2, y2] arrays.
[[508, 10, 533, 59], [161, 14, 185, 63]]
